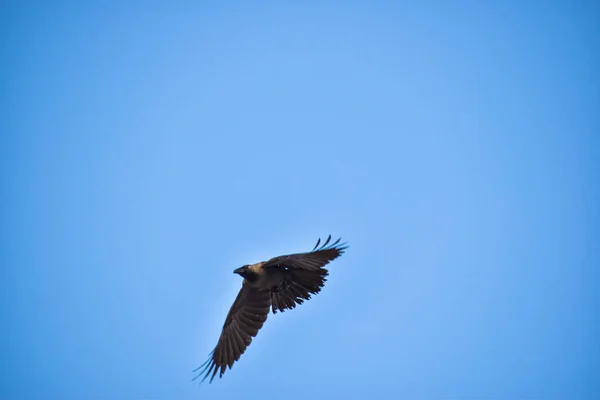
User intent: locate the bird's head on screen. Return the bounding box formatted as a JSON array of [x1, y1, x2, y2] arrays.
[[233, 265, 250, 277], [234, 264, 259, 282]]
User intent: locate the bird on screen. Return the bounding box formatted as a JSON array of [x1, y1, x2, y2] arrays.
[[193, 235, 348, 383]]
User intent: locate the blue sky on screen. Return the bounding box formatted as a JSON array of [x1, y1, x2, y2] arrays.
[[1, 2, 598, 399]]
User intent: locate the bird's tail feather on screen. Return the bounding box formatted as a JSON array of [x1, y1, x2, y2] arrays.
[[271, 268, 328, 313]]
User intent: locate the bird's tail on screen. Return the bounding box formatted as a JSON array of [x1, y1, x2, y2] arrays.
[[271, 268, 328, 313]]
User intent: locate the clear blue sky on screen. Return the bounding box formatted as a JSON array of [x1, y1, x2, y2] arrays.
[[1, 2, 598, 399]]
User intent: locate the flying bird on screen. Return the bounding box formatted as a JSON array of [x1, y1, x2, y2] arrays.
[[193, 235, 348, 383]]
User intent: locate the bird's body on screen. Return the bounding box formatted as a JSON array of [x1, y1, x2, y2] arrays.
[[193, 235, 347, 383]]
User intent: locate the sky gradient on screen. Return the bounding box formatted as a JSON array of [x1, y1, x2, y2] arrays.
[[2, 2, 599, 399]]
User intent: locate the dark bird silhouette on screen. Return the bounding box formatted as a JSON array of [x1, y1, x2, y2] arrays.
[[193, 235, 348, 383]]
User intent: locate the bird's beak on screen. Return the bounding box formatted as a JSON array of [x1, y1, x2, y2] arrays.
[[233, 267, 245, 275]]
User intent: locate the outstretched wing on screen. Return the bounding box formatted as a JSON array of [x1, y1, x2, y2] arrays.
[[262, 235, 348, 271], [265, 235, 347, 313], [193, 283, 271, 383]]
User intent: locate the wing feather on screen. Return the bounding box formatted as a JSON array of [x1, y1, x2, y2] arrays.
[[193, 283, 271, 383], [263, 236, 348, 271], [268, 236, 347, 313]]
